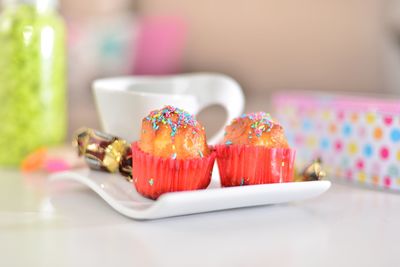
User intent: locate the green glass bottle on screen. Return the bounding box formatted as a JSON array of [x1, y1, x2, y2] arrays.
[[0, 0, 66, 166]]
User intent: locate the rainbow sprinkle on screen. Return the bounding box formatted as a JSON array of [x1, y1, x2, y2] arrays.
[[146, 105, 198, 137], [239, 112, 276, 138]]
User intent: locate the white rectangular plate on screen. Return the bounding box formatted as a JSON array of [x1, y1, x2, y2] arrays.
[[50, 168, 331, 220]]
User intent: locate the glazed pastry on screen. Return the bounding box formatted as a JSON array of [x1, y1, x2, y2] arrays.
[[216, 112, 295, 187], [223, 112, 289, 148], [132, 106, 216, 199], [139, 106, 210, 159]]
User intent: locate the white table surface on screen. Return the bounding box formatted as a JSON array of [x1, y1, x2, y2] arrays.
[[0, 169, 399, 267]]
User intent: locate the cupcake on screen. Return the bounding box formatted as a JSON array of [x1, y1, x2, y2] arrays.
[[131, 105, 216, 199], [216, 112, 295, 186]]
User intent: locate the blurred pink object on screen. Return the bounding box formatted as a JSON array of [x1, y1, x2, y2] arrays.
[[44, 159, 71, 173], [133, 16, 187, 75]]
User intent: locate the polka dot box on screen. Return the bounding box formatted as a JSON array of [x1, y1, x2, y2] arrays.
[[272, 92, 400, 191]]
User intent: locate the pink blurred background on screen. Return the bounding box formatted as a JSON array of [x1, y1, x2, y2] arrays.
[[59, 0, 400, 137]]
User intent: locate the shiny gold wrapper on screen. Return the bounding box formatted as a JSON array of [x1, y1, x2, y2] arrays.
[[119, 146, 132, 182], [73, 128, 132, 180], [295, 158, 326, 182]]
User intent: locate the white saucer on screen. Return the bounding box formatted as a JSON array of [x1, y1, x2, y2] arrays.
[[50, 168, 331, 220]]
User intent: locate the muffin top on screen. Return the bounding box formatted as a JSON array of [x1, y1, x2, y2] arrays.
[[223, 112, 289, 148], [138, 105, 210, 159]]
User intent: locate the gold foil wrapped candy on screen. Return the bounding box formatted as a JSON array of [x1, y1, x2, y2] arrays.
[[74, 128, 132, 181], [119, 146, 132, 179], [295, 158, 326, 182]]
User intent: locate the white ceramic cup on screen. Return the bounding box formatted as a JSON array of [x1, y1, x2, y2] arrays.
[[92, 73, 245, 144]]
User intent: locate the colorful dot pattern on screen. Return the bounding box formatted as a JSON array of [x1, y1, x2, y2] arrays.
[[275, 103, 400, 191]]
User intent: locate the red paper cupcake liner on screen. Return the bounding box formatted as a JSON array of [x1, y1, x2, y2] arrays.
[[215, 144, 296, 187], [131, 142, 216, 199]]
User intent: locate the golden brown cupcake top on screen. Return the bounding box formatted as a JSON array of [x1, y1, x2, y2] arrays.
[[223, 112, 289, 148], [138, 106, 210, 159]]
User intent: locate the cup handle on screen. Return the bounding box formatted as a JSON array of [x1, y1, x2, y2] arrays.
[[193, 74, 245, 145]]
